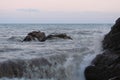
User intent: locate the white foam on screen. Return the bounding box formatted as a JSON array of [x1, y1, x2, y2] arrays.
[[78, 33, 105, 80], [0, 78, 54, 80], [0, 24, 111, 80]]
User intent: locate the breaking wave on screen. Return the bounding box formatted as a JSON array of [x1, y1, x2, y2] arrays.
[[0, 24, 111, 80]]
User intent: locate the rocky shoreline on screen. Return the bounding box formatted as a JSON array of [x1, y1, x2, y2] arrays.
[[85, 18, 120, 80]]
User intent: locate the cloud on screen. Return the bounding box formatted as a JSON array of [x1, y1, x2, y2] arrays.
[[16, 8, 40, 12]]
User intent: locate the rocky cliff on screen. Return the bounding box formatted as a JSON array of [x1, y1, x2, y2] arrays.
[[85, 18, 120, 80]]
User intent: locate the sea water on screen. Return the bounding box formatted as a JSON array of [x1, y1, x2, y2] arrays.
[[0, 24, 112, 80]]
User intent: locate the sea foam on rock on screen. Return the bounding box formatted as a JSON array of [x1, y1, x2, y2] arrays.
[[0, 58, 51, 78], [0, 53, 70, 80], [85, 18, 120, 80]]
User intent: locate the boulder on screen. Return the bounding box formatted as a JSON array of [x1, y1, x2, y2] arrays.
[[23, 31, 72, 42], [46, 33, 72, 40], [23, 31, 46, 42], [0, 60, 25, 78], [85, 18, 120, 80], [23, 35, 34, 41], [0, 58, 52, 78]]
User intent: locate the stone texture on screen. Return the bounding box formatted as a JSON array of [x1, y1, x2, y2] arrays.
[[23, 31, 46, 42], [46, 33, 72, 40], [23, 31, 72, 42], [85, 18, 120, 80]]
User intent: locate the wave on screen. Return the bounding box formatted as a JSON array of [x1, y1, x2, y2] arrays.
[[8, 36, 24, 42], [0, 50, 94, 80], [0, 47, 22, 53], [0, 24, 111, 80]]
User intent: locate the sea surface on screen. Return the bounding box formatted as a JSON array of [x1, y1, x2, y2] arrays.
[[0, 24, 112, 80]]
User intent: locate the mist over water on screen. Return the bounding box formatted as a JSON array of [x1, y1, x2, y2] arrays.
[[0, 24, 111, 80]]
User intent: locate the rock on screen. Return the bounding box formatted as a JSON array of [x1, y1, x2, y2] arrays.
[[85, 18, 120, 80], [23, 35, 34, 41], [23, 31, 46, 42], [0, 60, 25, 78], [46, 33, 72, 40], [103, 17, 120, 50], [0, 58, 52, 78], [23, 31, 72, 42]]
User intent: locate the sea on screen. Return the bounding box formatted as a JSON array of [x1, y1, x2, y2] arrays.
[[0, 24, 112, 80]]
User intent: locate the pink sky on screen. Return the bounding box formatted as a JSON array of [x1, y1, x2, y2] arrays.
[[0, 0, 120, 23]]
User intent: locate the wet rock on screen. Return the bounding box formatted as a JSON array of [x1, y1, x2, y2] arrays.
[[46, 33, 72, 40], [23, 31, 46, 42], [0, 58, 52, 78], [0, 55, 69, 79], [23, 35, 33, 41], [29, 58, 52, 67], [103, 17, 120, 50], [85, 18, 120, 80], [23, 31, 72, 42], [0, 60, 25, 78]]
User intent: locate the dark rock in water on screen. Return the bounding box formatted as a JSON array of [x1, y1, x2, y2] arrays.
[[85, 18, 120, 80], [23, 31, 46, 42], [23, 35, 33, 41], [23, 31, 72, 42], [0, 60, 25, 78], [0, 55, 68, 79], [0, 58, 52, 78], [46, 33, 72, 40]]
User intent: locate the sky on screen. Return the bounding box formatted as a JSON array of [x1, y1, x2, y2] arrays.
[[0, 0, 120, 23]]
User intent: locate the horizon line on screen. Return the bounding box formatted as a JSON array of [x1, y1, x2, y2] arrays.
[[0, 22, 114, 24]]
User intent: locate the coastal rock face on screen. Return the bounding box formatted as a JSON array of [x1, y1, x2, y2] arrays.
[[23, 31, 72, 42], [85, 18, 120, 80], [103, 18, 120, 50]]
